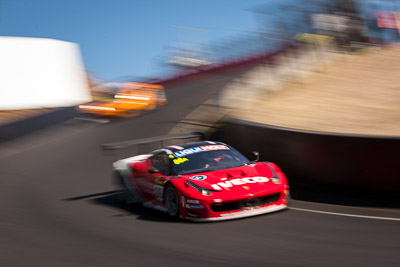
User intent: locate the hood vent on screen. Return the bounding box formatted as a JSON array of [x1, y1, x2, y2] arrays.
[[225, 169, 247, 178]]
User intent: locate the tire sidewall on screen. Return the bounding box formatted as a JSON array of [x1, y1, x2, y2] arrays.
[[165, 185, 179, 217]]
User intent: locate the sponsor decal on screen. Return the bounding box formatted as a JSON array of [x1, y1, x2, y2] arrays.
[[173, 157, 189, 165], [181, 196, 185, 207], [173, 145, 229, 157], [174, 147, 203, 157], [187, 199, 200, 204], [169, 145, 184, 150], [200, 145, 229, 151], [154, 179, 164, 185], [210, 176, 269, 190], [186, 204, 204, 209], [190, 175, 207, 181]]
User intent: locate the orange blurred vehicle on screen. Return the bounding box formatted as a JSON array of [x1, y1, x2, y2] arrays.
[[79, 82, 167, 117]]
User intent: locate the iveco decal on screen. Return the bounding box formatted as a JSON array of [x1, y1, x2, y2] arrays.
[[211, 177, 269, 190]]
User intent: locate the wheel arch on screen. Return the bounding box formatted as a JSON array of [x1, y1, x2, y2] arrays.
[[163, 179, 180, 200], [163, 179, 187, 215]]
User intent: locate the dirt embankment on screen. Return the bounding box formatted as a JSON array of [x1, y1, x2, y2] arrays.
[[232, 46, 400, 136]]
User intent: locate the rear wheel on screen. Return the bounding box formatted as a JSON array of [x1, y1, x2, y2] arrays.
[[165, 185, 179, 217], [113, 172, 128, 203], [112, 171, 126, 203], [114, 171, 138, 204]]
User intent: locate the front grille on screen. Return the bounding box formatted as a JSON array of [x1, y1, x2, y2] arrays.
[[210, 193, 281, 213]]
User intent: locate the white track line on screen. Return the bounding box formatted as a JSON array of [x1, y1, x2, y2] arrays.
[[290, 207, 400, 222]]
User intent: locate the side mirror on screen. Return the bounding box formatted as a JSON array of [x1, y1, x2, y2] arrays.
[[251, 151, 259, 163], [149, 168, 160, 174]]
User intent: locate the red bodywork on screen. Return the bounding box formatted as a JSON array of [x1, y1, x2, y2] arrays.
[[128, 158, 289, 221]]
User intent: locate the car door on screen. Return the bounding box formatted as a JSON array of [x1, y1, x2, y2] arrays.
[[149, 152, 170, 203], [135, 152, 169, 203]]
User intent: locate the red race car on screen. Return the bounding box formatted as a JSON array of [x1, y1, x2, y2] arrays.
[[103, 133, 289, 221]]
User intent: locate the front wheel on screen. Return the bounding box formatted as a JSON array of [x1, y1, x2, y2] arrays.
[[165, 185, 179, 217]]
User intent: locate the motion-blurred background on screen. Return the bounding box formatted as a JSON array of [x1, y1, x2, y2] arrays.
[[1, 0, 400, 125]]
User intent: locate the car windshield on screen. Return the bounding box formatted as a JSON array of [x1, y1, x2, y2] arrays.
[[171, 145, 250, 175]]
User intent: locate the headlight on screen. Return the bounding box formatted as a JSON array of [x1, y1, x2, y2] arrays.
[[201, 189, 212, 196], [268, 166, 281, 184], [185, 180, 214, 196]]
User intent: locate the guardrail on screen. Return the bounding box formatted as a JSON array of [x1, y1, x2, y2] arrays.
[[146, 44, 295, 86]]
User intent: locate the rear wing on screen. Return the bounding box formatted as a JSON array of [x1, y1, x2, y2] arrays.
[[101, 132, 206, 151]]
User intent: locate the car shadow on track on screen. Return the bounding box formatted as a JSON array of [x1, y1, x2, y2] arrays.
[[64, 190, 181, 223], [64, 190, 291, 223]]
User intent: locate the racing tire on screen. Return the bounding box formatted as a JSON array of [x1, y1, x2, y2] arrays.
[[165, 185, 180, 218]]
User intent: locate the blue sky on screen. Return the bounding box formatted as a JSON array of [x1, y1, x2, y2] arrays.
[[2, 0, 395, 82], [0, 0, 275, 81]]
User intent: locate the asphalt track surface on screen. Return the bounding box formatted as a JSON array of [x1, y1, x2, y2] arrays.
[[1, 68, 399, 267]]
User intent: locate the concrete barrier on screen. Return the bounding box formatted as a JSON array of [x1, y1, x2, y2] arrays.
[[0, 37, 91, 110], [211, 118, 400, 197]]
